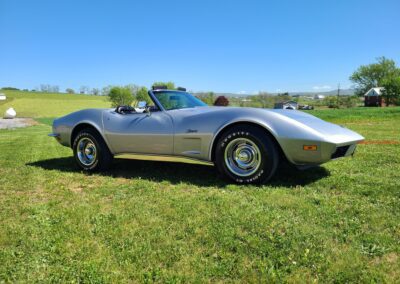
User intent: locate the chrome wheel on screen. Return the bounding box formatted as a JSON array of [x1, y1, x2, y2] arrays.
[[77, 137, 97, 166], [224, 138, 262, 177]]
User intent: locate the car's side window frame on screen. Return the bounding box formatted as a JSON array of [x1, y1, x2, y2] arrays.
[[148, 90, 166, 112]]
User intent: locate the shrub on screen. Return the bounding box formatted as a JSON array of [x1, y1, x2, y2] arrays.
[[66, 88, 75, 94], [108, 86, 134, 107], [323, 96, 339, 108], [214, 96, 229, 106], [196, 92, 216, 105], [1, 87, 20, 91], [136, 87, 152, 104], [152, 81, 175, 90]]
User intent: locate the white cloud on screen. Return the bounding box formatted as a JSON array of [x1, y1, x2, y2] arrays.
[[312, 85, 332, 90]]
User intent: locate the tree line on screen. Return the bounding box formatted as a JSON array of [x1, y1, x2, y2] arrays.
[[107, 82, 231, 107], [3, 57, 399, 108]]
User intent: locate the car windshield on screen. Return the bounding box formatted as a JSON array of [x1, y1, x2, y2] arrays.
[[153, 91, 207, 110]]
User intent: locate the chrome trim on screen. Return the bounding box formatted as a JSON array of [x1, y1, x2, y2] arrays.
[[115, 153, 214, 166], [48, 133, 60, 137], [224, 138, 262, 177], [76, 137, 97, 166]]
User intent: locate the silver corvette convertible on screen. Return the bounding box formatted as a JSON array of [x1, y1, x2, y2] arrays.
[[50, 88, 364, 184]]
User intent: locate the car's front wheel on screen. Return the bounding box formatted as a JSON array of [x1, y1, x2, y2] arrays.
[[72, 128, 113, 171], [215, 125, 279, 184]]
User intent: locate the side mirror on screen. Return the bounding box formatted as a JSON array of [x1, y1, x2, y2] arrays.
[[137, 101, 151, 116]]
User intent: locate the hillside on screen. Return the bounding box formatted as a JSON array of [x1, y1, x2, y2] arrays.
[[0, 90, 110, 118]]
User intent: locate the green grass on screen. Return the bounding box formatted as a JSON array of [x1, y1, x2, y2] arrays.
[[0, 90, 110, 118], [308, 106, 400, 122], [0, 95, 399, 282]]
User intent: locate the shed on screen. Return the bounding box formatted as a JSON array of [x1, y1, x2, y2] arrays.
[[274, 100, 298, 110], [364, 87, 384, 107]]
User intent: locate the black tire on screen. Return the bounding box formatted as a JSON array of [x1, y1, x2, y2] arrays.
[[215, 125, 279, 184], [72, 128, 113, 171]]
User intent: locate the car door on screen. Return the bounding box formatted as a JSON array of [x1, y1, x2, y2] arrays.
[[103, 110, 174, 155]]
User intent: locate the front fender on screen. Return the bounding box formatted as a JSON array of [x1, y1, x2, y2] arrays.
[[208, 118, 281, 161]]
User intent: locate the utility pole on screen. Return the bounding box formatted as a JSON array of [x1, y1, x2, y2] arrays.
[[337, 83, 341, 108]]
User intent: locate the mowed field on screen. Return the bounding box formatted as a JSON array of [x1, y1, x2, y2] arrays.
[[0, 91, 399, 282], [0, 90, 110, 118]]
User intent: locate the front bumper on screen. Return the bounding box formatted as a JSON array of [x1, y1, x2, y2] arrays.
[[279, 136, 364, 166]]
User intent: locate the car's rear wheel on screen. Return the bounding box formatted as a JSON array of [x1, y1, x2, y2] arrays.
[[72, 128, 113, 171], [215, 125, 279, 184]]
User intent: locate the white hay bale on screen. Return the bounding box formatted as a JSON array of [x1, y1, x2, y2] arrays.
[[0, 93, 6, 100], [4, 107, 16, 119]]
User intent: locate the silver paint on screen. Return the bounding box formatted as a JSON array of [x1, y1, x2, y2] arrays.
[[50, 90, 365, 167]]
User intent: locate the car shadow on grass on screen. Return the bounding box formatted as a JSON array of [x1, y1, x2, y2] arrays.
[[27, 157, 329, 188]]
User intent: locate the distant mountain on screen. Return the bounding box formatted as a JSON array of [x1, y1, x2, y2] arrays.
[[193, 89, 356, 98], [289, 89, 355, 97]]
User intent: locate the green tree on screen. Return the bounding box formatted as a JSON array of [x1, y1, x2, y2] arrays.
[[152, 81, 175, 90], [381, 75, 400, 106], [91, 88, 100, 95], [214, 96, 229, 106], [340, 95, 360, 108], [255, 92, 274, 108], [350, 57, 399, 96], [196, 92, 216, 105], [108, 86, 134, 107], [65, 88, 75, 94], [136, 87, 151, 104], [101, 85, 113, 96], [125, 84, 140, 95], [276, 92, 291, 102]]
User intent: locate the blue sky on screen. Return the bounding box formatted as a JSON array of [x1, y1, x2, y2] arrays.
[[1, 0, 399, 93]]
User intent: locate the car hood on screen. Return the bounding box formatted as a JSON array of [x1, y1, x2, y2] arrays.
[[170, 106, 364, 144], [268, 109, 365, 143]]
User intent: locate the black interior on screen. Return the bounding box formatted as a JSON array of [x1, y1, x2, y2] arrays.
[[115, 105, 135, 114]]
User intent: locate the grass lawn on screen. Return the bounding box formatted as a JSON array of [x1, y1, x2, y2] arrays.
[[0, 95, 399, 282], [0, 90, 110, 118]]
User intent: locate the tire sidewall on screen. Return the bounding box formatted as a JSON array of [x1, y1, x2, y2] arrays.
[[215, 127, 278, 184], [73, 131, 101, 171]]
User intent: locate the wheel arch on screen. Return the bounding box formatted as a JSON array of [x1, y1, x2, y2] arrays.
[[70, 122, 113, 153], [210, 121, 288, 163]]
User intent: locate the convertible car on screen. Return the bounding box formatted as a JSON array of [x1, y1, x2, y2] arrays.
[[50, 87, 364, 184]]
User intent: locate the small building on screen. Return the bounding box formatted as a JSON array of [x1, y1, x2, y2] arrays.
[[364, 87, 384, 107], [0, 93, 6, 100], [274, 100, 298, 110], [314, 94, 325, 100]]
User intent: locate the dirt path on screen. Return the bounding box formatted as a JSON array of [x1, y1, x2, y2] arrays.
[[0, 118, 38, 129]]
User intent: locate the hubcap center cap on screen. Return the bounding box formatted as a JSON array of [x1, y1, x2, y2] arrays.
[[238, 151, 250, 162], [225, 138, 262, 177], [77, 138, 97, 166]]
